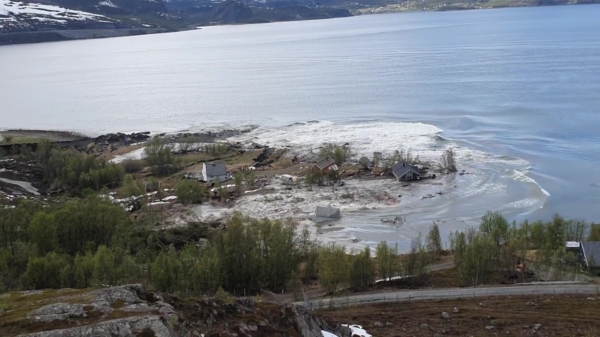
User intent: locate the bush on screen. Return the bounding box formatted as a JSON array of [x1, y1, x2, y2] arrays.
[[121, 174, 146, 197], [382, 149, 419, 172], [176, 179, 206, 204], [439, 148, 457, 173], [42, 148, 124, 190], [145, 137, 177, 175], [319, 144, 350, 165], [215, 287, 234, 303], [121, 158, 146, 173]]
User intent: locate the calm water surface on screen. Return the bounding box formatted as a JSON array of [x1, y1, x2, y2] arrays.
[[1, 5, 599, 223]]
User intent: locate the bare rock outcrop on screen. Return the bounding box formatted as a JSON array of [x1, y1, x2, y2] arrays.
[[26, 303, 85, 323], [19, 315, 175, 337], [291, 304, 329, 337], [18, 284, 178, 337]]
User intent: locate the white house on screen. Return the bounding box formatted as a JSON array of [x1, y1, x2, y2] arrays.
[[201, 161, 229, 183], [186, 161, 230, 183]]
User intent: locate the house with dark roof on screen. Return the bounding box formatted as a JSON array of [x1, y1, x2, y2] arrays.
[[581, 241, 600, 272], [312, 157, 338, 175], [200, 161, 229, 183], [392, 161, 421, 182]]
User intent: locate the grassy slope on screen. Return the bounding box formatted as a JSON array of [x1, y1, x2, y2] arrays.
[[320, 294, 600, 336]]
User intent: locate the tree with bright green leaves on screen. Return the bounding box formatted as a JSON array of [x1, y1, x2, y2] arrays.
[[73, 252, 95, 288], [151, 247, 182, 293], [176, 179, 207, 204], [297, 227, 320, 283], [144, 137, 177, 175], [403, 234, 429, 286], [28, 213, 58, 256], [318, 243, 348, 294], [234, 174, 244, 194], [121, 174, 146, 197], [53, 197, 128, 255], [42, 148, 124, 190], [589, 224, 600, 241], [23, 252, 70, 289], [0, 200, 42, 248], [178, 243, 221, 295], [376, 241, 398, 281], [213, 214, 261, 293], [0, 242, 29, 292], [426, 222, 443, 261], [451, 228, 495, 286], [480, 211, 509, 255], [348, 247, 375, 291], [93, 245, 116, 286]]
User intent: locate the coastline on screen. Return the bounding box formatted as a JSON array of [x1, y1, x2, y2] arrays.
[[1, 3, 598, 46], [0, 28, 184, 46], [0, 120, 544, 252]]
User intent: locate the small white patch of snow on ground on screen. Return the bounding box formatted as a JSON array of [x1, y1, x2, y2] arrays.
[[110, 147, 146, 163]]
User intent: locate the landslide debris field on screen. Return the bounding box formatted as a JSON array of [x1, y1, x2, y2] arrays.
[[320, 294, 600, 337]]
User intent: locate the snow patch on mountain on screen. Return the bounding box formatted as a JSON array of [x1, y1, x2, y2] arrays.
[[0, 0, 116, 30]]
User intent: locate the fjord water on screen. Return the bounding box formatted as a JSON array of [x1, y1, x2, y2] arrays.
[[1, 5, 599, 225]]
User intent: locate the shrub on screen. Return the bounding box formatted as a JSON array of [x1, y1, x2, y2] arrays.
[[42, 148, 124, 190], [439, 148, 457, 173], [120, 158, 146, 173], [215, 287, 234, 303], [176, 179, 206, 204], [121, 174, 146, 197], [144, 137, 177, 175], [319, 144, 350, 165]]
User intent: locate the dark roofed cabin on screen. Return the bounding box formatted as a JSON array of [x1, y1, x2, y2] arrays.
[[392, 161, 420, 182]]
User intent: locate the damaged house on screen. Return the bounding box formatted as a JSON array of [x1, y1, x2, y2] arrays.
[[392, 162, 421, 182], [315, 206, 341, 221], [312, 157, 338, 175]]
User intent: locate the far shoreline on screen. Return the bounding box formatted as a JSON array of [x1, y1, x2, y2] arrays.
[[1, 3, 598, 46]]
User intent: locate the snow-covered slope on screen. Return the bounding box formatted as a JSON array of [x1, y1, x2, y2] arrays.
[[0, 0, 118, 31]]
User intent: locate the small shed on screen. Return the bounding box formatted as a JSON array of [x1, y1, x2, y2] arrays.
[[392, 161, 421, 182], [315, 206, 341, 221], [313, 157, 338, 175], [200, 161, 229, 183]]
